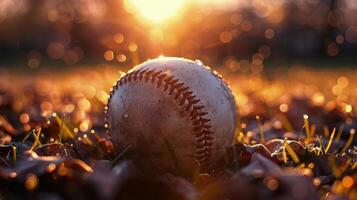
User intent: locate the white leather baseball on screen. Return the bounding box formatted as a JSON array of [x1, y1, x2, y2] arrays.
[[106, 57, 237, 176]]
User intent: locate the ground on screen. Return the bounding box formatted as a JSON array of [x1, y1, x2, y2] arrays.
[[0, 65, 356, 200]]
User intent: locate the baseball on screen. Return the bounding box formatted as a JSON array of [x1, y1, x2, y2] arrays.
[[106, 57, 237, 176]]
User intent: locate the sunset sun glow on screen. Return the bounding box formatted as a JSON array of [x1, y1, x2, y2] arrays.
[[124, 0, 186, 23]]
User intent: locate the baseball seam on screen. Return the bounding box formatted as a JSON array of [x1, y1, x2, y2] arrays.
[[105, 67, 214, 168]]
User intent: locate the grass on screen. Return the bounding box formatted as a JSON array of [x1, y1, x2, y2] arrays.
[[325, 128, 336, 153], [341, 129, 355, 153], [284, 138, 300, 163], [256, 116, 265, 144], [54, 113, 75, 141]]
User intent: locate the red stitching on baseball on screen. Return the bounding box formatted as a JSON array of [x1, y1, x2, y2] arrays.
[[105, 67, 214, 168]]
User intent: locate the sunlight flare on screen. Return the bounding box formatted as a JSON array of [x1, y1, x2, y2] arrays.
[[124, 0, 186, 23]]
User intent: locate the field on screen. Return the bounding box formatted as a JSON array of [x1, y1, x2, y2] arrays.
[[0, 65, 356, 200]]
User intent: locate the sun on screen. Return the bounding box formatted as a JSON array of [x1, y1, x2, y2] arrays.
[[124, 0, 186, 24]]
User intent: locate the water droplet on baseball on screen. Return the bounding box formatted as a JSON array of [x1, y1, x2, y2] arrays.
[[124, 113, 128, 118], [195, 59, 203, 65]]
